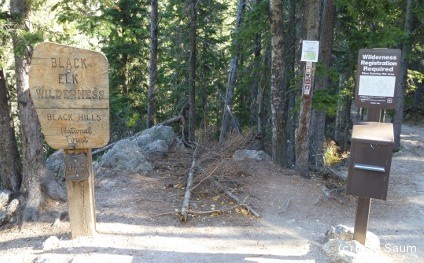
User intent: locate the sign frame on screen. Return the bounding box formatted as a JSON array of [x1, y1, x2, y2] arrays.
[[355, 48, 401, 109]]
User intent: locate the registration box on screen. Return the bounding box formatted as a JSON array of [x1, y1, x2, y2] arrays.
[[346, 122, 394, 200]]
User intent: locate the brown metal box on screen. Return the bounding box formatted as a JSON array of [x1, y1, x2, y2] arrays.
[[346, 122, 394, 200]]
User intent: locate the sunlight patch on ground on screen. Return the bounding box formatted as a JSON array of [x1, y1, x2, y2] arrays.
[[244, 258, 315, 263], [94, 222, 311, 257]]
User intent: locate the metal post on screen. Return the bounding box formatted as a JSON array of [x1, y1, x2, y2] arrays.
[[353, 197, 371, 245], [353, 108, 381, 245]]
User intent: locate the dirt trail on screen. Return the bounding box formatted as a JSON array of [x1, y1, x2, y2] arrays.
[[0, 124, 423, 263]]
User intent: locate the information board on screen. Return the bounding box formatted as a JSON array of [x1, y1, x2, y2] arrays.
[[355, 49, 401, 109], [30, 42, 109, 149]]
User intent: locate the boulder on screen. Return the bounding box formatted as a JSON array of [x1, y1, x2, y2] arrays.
[[233, 149, 271, 162], [44, 151, 67, 201], [141, 139, 169, 155], [136, 125, 175, 148], [46, 151, 65, 184], [99, 139, 152, 175]]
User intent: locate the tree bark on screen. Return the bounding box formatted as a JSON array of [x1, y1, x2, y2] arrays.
[[11, 0, 46, 221], [188, 0, 197, 143], [394, 0, 412, 150], [219, 0, 246, 142], [295, 0, 320, 178], [147, 0, 158, 128], [283, 0, 297, 168], [269, 0, 285, 167], [0, 69, 22, 191], [257, 44, 271, 151], [310, 0, 335, 170], [249, 31, 261, 127]]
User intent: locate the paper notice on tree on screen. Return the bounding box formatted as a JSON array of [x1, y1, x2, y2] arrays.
[[301, 40, 319, 62]]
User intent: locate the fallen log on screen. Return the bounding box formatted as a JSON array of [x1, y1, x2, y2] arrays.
[[179, 147, 198, 221]]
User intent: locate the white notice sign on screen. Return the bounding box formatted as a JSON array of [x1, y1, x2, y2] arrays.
[[301, 40, 320, 62], [358, 75, 396, 97]]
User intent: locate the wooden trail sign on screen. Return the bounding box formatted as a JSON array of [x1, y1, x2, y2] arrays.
[[30, 42, 109, 238], [30, 42, 109, 149]]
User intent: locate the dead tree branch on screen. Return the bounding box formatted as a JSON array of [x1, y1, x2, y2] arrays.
[[179, 147, 199, 221], [211, 178, 260, 218], [186, 204, 242, 215]]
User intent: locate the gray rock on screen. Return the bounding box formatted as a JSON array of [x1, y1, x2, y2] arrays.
[[326, 224, 354, 241], [323, 239, 364, 263], [44, 151, 67, 201], [141, 139, 169, 155], [42, 179, 67, 202], [46, 151, 65, 184], [99, 139, 152, 175], [42, 236, 60, 250], [0, 190, 11, 209], [136, 125, 175, 148], [233, 149, 271, 161], [6, 199, 19, 215], [323, 225, 381, 263], [0, 211, 6, 223]]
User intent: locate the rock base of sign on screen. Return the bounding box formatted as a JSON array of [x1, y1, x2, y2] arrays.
[[232, 149, 271, 162], [322, 225, 381, 263]]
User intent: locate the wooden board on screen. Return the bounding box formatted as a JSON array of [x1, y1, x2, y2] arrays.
[[30, 42, 109, 149]]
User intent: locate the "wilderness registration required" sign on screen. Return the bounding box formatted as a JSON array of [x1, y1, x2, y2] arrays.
[[355, 49, 401, 109]]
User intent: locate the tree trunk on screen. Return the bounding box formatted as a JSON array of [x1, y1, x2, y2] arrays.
[[188, 0, 197, 143], [147, 0, 158, 128], [310, 0, 335, 170], [283, 0, 297, 168], [257, 44, 271, 151], [295, 0, 320, 178], [122, 53, 129, 94], [269, 0, 285, 167], [334, 74, 343, 143], [0, 69, 22, 191], [394, 0, 412, 150], [11, 0, 46, 221], [249, 31, 261, 127], [219, 0, 246, 142]]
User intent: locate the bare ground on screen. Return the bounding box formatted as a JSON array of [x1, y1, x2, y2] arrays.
[[0, 124, 423, 263]]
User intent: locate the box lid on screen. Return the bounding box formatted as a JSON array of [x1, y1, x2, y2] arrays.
[[351, 122, 394, 144]]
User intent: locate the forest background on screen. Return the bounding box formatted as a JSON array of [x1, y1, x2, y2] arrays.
[[0, 0, 423, 221]]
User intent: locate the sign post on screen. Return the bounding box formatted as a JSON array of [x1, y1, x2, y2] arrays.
[[30, 42, 109, 238], [349, 48, 400, 245]]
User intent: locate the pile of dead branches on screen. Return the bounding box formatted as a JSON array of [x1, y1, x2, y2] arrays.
[[179, 128, 260, 221]]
